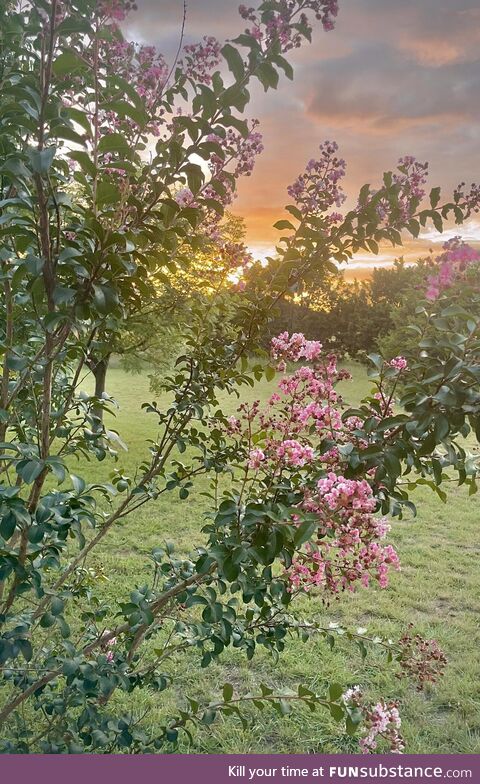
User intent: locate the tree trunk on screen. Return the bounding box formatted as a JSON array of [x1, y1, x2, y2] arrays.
[[89, 353, 111, 426]]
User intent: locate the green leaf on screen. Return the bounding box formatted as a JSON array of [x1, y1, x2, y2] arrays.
[[221, 44, 245, 81], [328, 682, 344, 702], [53, 285, 76, 305], [28, 147, 56, 175], [222, 683, 234, 702], [6, 355, 28, 371], [92, 283, 119, 315], [294, 521, 317, 547], [16, 459, 45, 484], [98, 133, 130, 157], [264, 365, 276, 382], [17, 639, 33, 662], [272, 55, 294, 80], [96, 180, 121, 207], [0, 512, 16, 541], [53, 51, 88, 77], [183, 162, 204, 194], [103, 100, 148, 127], [431, 210, 443, 233], [51, 596, 65, 616], [53, 125, 86, 147], [358, 183, 371, 205], [329, 703, 345, 722], [40, 612, 56, 629], [256, 62, 279, 91], [222, 556, 240, 581], [429, 186, 441, 209], [273, 219, 295, 231], [69, 151, 96, 177]]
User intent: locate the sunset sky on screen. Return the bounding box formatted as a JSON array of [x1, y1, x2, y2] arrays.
[[126, 0, 480, 275]]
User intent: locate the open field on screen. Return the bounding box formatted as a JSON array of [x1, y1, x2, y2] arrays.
[[75, 361, 480, 754]]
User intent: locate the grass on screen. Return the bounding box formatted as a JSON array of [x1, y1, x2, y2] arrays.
[[72, 360, 480, 754]]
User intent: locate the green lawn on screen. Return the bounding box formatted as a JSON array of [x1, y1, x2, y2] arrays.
[[75, 361, 480, 754]]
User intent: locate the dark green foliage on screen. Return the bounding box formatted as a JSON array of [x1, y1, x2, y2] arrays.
[[261, 260, 429, 358]]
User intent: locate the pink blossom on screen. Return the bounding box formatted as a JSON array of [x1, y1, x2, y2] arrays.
[[287, 141, 346, 217], [271, 331, 323, 364], [275, 439, 315, 467], [183, 36, 222, 85], [361, 156, 428, 229], [226, 416, 241, 434], [248, 448, 266, 470], [389, 356, 408, 371], [359, 701, 404, 754], [238, 1, 339, 53], [425, 237, 480, 300]]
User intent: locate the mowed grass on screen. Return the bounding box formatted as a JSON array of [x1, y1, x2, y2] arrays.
[[75, 360, 480, 754]]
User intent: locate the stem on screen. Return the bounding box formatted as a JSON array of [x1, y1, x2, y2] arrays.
[[0, 274, 13, 442]]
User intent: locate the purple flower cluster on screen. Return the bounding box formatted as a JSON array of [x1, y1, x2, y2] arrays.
[[97, 38, 168, 137], [239, 1, 339, 52], [202, 123, 264, 212], [392, 155, 429, 214], [361, 156, 429, 228], [183, 36, 222, 85], [287, 140, 346, 217], [98, 0, 136, 24], [454, 181, 480, 216]]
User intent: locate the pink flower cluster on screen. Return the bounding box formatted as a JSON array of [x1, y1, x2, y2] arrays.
[[426, 237, 480, 300], [98, 0, 134, 23], [276, 439, 315, 466], [222, 333, 400, 599], [363, 156, 428, 228], [287, 141, 346, 218], [239, 1, 339, 52], [361, 701, 404, 754], [389, 356, 408, 371], [343, 688, 404, 753], [316, 473, 376, 513], [271, 331, 323, 364], [204, 124, 264, 210], [175, 188, 197, 208], [101, 630, 118, 663], [290, 472, 400, 594], [183, 36, 222, 85], [99, 39, 169, 136], [247, 439, 315, 471], [248, 448, 266, 469], [219, 242, 253, 270], [394, 155, 428, 202]]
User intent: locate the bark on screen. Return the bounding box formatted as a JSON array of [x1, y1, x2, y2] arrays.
[[88, 352, 111, 426]]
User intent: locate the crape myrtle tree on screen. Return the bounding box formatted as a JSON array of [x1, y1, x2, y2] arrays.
[[379, 239, 480, 365], [0, 0, 479, 754]]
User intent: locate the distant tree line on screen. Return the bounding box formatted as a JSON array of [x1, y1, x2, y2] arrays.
[[259, 259, 430, 359]]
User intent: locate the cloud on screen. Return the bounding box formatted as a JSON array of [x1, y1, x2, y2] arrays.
[[303, 46, 480, 135], [420, 220, 480, 244], [123, 0, 480, 267], [126, 0, 243, 50]]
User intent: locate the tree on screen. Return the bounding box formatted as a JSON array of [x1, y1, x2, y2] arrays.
[[116, 212, 251, 377], [379, 239, 480, 365], [259, 259, 430, 358], [0, 0, 479, 754]]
